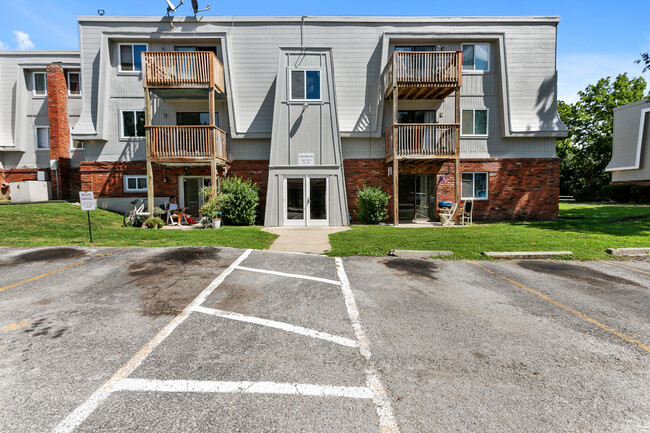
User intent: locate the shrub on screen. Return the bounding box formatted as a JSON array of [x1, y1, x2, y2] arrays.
[[142, 216, 164, 229], [220, 176, 260, 226], [355, 185, 390, 224], [631, 185, 650, 203], [601, 184, 633, 203]]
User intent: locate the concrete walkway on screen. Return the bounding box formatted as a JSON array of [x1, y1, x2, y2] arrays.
[[262, 226, 350, 254]]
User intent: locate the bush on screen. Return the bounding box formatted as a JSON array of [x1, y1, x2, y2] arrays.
[[355, 185, 390, 224], [631, 185, 650, 203], [601, 184, 633, 203], [142, 216, 164, 229], [220, 176, 260, 226]]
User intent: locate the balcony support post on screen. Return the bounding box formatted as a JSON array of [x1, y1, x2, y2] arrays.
[[209, 88, 217, 196], [392, 86, 399, 226], [144, 88, 155, 217], [454, 87, 461, 224]]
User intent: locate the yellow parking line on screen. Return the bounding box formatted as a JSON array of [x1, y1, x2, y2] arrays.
[[467, 260, 650, 353], [599, 261, 650, 276], [95, 246, 132, 257], [0, 261, 87, 293]]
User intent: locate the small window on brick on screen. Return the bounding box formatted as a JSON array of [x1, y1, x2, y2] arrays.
[[33, 72, 47, 96], [35, 127, 49, 149], [67, 72, 81, 95], [123, 175, 148, 192], [462, 172, 488, 199], [119, 44, 147, 72], [121, 110, 146, 138]]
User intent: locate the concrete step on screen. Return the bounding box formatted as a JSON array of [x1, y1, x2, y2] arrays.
[[606, 247, 650, 257], [482, 251, 573, 259]]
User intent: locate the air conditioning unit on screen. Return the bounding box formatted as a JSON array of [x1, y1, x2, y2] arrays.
[[9, 181, 50, 202]]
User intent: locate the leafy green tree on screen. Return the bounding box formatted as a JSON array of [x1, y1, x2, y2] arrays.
[[557, 74, 647, 201], [636, 52, 649, 73]]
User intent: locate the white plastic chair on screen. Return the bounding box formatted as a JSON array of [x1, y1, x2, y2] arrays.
[[164, 201, 188, 225], [439, 202, 458, 226]]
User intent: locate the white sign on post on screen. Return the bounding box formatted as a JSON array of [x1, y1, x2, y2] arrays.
[[298, 153, 315, 166], [79, 191, 96, 211]]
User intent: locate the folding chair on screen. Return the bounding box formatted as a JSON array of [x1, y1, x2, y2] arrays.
[[439, 202, 458, 226], [462, 200, 474, 226]]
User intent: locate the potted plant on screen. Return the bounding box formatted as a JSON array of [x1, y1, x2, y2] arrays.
[[199, 186, 224, 229]]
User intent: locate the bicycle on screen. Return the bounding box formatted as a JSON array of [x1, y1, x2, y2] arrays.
[[123, 199, 148, 227]]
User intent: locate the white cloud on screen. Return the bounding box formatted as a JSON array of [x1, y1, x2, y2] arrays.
[[0, 41, 8, 50], [13, 31, 34, 50], [557, 53, 645, 104]]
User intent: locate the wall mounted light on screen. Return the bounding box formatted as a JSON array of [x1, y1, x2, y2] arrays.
[[163, 176, 169, 183]]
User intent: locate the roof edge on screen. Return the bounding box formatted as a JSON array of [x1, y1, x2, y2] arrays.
[[0, 50, 80, 56], [77, 15, 561, 24]]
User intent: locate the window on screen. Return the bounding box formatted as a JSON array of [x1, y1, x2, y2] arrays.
[[121, 110, 146, 138], [72, 141, 85, 150], [398, 110, 436, 124], [462, 44, 489, 71], [123, 175, 148, 193], [462, 173, 488, 199], [33, 72, 47, 96], [67, 72, 81, 95], [119, 44, 147, 72], [461, 109, 488, 136], [35, 127, 49, 149], [176, 112, 219, 127], [290, 70, 321, 100]]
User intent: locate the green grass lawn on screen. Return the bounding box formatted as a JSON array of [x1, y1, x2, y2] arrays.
[[0, 202, 277, 249], [328, 204, 650, 260]]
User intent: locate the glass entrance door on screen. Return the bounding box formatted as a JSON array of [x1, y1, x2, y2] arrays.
[[399, 174, 436, 222], [284, 176, 328, 226], [181, 177, 210, 217]]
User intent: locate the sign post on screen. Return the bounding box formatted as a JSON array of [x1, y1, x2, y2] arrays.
[[79, 191, 96, 243]]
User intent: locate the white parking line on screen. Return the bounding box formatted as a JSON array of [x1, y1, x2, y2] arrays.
[[336, 258, 401, 433], [51, 249, 253, 433], [192, 305, 359, 348], [236, 265, 341, 285], [115, 378, 373, 399]]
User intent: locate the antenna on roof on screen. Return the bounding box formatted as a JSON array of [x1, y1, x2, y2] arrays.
[[166, 0, 183, 16], [191, 0, 210, 16]]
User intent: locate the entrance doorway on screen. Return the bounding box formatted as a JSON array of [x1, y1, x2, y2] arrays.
[[179, 176, 211, 216], [398, 174, 436, 222], [284, 176, 328, 226]]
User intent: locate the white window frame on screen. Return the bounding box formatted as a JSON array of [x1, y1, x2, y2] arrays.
[[461, 43, 490, 73], [289, 69, 323, 102], [120, 109, 146, 139], [461, 172, 489, 200], [123, 175, 148, 193], [32, 71, 47, 96], [67, 71, 81, 96], [118, 43, 148, 74], [35, 126, 50, 150], [461, 108, 489, 137]]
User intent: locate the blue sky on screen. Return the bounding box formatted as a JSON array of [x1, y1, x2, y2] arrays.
[[0, 0, 647, 103]]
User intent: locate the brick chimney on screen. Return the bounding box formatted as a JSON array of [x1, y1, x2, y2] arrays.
[[46, 63, 71, 198]]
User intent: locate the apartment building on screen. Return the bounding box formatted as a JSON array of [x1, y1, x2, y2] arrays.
[[0, 15, 567, 225], [606, 100, 650, 184]]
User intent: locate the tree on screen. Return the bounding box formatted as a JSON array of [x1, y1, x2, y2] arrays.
[[637, 52, 649, 73], [557, 74, 647, 201]]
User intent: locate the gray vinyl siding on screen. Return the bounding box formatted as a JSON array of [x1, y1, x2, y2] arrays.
[[609, 101, 650, 182], [0, 51, 80, 169]]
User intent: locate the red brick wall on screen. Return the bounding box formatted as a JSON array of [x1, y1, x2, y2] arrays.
[[343, 159, 394, 221], [344, 157, 560, 221], [79, 160, 270, 209]]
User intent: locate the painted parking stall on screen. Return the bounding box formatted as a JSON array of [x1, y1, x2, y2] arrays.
[[52, 249, 400, 432]]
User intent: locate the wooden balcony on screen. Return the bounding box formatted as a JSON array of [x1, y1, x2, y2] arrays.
[[385, 123, 459, 162], [383, 51, 462, 100], [143, 51, 225, 99], [146, 125, 227, 163]]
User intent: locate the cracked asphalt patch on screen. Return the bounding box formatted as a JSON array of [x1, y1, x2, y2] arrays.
[[0, 246, 648, 433]]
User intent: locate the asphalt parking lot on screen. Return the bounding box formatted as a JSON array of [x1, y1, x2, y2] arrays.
[[0, 246, 648, 432]]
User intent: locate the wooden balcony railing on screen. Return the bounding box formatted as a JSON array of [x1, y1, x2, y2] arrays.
[[143, 51, 225, 92], [385, 123, 459, 159], [147, 125, 226, 161], [383, 51, 463, 99]]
